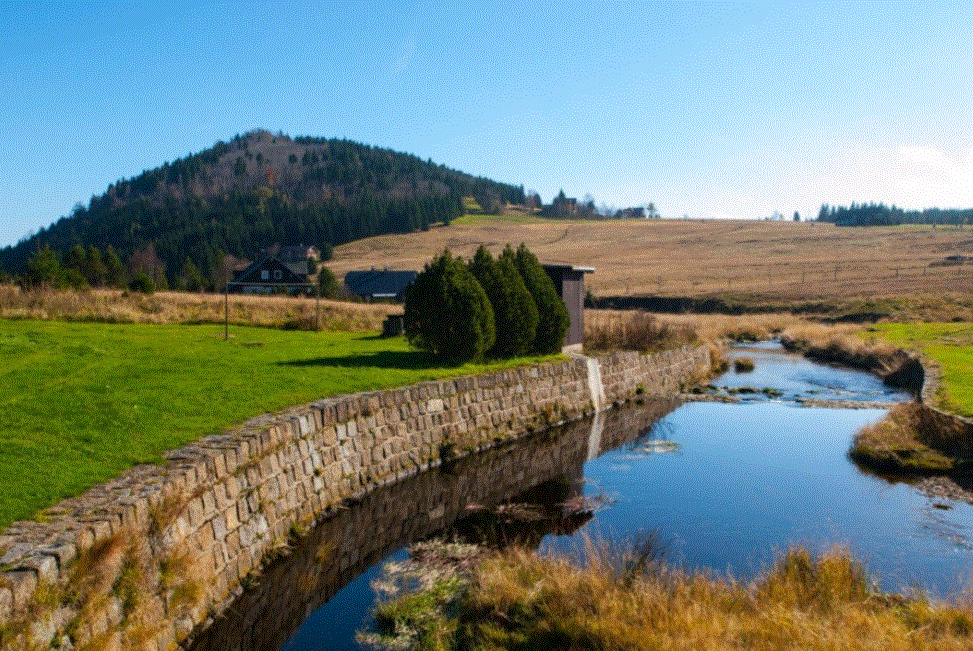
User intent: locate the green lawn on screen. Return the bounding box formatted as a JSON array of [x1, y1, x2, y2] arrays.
[[873, 322, 973, 417], [0, 319, 557, 528]]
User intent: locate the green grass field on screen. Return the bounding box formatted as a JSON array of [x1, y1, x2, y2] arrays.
[[873, 322, 973, 417], [0, 319, 557, 529]]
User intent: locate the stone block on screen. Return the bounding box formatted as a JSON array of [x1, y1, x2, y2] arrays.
[[0, 585, 11, 621]]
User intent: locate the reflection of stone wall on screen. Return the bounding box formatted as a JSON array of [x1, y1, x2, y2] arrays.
[[186, 416, 602, 651], [0, 346, 705, 651]]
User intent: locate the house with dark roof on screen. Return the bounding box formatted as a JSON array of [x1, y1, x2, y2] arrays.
[[344, 268, 418, 302], [227, 253, 316, 295]]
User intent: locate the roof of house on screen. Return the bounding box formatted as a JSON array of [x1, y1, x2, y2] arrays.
[[228, 256, 312, 285], [344, 269, 418, 298]]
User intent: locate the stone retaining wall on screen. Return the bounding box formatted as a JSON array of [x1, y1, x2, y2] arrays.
[[0, 345, 710, 651]]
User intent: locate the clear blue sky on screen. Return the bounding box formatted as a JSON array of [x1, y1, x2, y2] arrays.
[[1, 1, 970, 247]]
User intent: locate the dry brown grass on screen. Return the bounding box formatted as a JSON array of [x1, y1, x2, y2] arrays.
[[0, 285, 399, 331], [328, 218, 973, 305], [367, 540, 973, 651], [780, 324, 905, 376], [583, 310, 697, 353], [850, 403, 959, 474], [587, 309, 807, 343]]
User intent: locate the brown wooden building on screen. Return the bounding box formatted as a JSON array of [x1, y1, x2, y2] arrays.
[[543, 263, 594, 353]]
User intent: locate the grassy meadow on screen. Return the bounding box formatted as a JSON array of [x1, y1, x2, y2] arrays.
[[0, 318, 557, 529], [873, 322, 973, 417]]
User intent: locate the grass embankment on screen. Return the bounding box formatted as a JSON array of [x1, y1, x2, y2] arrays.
[[873, 322, 973, 417], [0, 285, 399, 330], [843, 323, 973, 476], [0, 319, 557, 529], [364, 541, 973, 651]]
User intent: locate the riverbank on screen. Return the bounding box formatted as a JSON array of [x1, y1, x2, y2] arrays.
[[362, 539, 973, 651], [0, 340, 711, 651]]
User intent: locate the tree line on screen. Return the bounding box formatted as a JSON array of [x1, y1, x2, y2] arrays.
[[817, 202, 973, 227], [0, 131, 526, 288], [404, 244, 568, 365]]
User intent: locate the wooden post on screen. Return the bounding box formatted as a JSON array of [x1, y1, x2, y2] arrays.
[[224, 284, 229, 341], [315, 284, 321, 331]]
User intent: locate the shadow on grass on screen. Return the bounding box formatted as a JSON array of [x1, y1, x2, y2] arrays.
[[278, 349, 449, 371]]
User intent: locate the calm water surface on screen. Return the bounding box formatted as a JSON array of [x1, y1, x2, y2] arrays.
[[193, 345, 973, 651]]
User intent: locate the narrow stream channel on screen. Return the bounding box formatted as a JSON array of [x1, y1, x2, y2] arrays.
[[188, 344, 973, 651]]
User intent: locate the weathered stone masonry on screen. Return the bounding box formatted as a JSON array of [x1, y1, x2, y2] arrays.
[[0, 344, 710, 650]]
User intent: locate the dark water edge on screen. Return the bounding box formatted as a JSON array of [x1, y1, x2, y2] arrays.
[[187, 399, 681, 651]]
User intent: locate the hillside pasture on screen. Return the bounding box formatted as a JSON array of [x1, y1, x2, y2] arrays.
[[328, 218, 973, 311]]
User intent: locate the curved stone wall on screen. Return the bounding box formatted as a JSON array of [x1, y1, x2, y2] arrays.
[[0, 345, 711, 650]]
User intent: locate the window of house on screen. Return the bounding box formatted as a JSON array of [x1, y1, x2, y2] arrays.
[[261, 270, 269, 280], [273, 270, 283, 280]]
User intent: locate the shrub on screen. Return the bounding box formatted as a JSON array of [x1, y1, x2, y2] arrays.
[[505, 244, 568, 354], [734, 357, 755, 372], [404, 250, 495, 365], [467, 246, 538, 358], [318, 266, 340, 299], [128, 272, 155, 294]]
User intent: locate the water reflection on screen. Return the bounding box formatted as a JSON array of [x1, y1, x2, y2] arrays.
[[187, 399, 681, 651]]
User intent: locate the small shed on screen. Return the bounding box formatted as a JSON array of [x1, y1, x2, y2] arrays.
[[344, 268, 418, 302], [543, 263, 595, 353]]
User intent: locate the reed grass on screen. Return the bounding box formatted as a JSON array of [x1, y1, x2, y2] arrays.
[[363, 539, 973, 651]]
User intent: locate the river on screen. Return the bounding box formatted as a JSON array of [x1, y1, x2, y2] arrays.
[[188, 343, 973, 651]]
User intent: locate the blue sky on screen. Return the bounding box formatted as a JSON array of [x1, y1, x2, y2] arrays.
[[1, 1, 970, 247]]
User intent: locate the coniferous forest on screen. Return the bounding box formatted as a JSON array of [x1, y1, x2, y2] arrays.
[[816, 202, 973, 227], [0, 130, 526, 290]]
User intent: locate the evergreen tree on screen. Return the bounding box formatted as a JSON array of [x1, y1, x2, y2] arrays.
[[104, 246, 126, 287], [83, 245, 108, 286], [468, 245, 538, 358], [404, 250, 495, 365], [23, 246, 63, 289], [318, 266, 340, 299], [507, 244, 568, 354], [180, 258, 204, 292]]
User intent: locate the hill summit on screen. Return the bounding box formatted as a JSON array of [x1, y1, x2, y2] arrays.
[[1, 130, 526, 289]]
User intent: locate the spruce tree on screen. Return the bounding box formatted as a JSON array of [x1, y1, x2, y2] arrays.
[[468, 246, 538, 358], [404, 250, 495, 365], [506, 244, 569, 354]]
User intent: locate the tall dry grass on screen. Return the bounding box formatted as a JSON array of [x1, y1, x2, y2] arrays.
[[365, 539, 973, 651], [586, 309, 807, 345], [0, 285, 399, 331], [584, 310, 698, 353], [779, 323, 905, 376]]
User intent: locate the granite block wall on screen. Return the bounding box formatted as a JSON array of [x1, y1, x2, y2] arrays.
[[0, 345, 710, 650]]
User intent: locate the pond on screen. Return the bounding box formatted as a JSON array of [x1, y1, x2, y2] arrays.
[[188, 344, 973, 651]]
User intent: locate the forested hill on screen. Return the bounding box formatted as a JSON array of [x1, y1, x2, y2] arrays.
[[0, 130, 526, 288]]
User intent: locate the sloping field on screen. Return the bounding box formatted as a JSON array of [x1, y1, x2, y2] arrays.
[[329, 218, 973, 305]]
